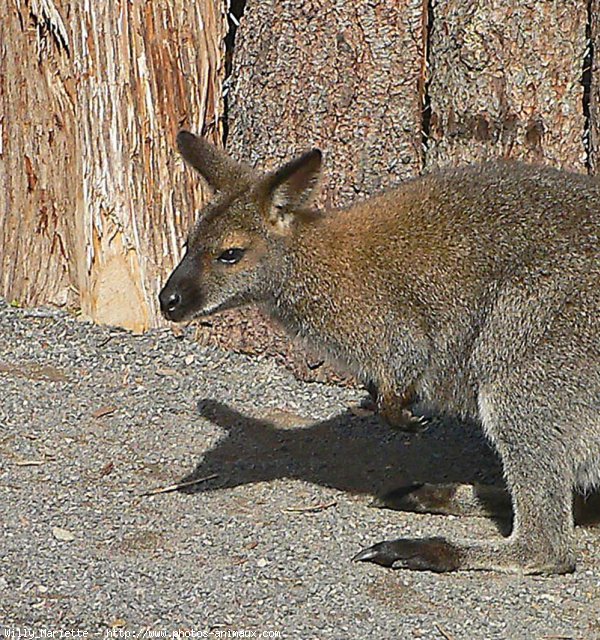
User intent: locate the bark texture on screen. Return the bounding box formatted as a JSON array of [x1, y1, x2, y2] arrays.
[[1, 0, 226, 331], [227, 0, 425, 206], [426, 0, 588, 171], [589, 0, 600, 173], [1, 0, 77, 309]]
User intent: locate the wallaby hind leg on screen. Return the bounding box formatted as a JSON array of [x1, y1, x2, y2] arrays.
[[371, 483, 512, 520], [355, 401, 577, 573], [372, 482, 600, 525], [355, 464, 575, 573]]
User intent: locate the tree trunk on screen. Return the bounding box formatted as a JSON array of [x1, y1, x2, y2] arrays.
[[227, 0, 426, 206], [589, 0, 600, 174], [0, 0, 227, 331], [1, 0, 77, 310], [426, 0, 588, 171]]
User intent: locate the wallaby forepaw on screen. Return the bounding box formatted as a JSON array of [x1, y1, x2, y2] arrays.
[[379, 407, 428, 433], [353, 537, 462, 572]]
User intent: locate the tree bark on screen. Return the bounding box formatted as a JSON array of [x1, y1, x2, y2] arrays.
[[0, 0, 77, 310], [589, 0, 599, 174], [227, 0, 426, 207], [426, 0, 588, 171], [1, 0, 227, 331]]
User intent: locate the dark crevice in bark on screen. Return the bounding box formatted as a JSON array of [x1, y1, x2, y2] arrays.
[[420, 0, 434, 172], [582, 0, 594, 173], [223, 0, 248, 146], [27, 6, 70, 59]]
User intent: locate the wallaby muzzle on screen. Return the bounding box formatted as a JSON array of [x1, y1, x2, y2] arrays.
[[159, 256, 203, 322]]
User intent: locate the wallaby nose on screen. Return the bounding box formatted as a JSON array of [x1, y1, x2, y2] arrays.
[[159, 288, 182, 318], [166, 292, 180, 311]]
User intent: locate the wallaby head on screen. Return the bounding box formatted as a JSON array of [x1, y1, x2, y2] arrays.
[[159, 131, 323, 321]]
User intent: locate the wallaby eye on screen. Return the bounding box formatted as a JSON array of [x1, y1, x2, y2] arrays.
[[217, 248, 245, 265]]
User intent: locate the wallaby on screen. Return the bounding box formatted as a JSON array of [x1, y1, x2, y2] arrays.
[[160, 130, 600, 574]]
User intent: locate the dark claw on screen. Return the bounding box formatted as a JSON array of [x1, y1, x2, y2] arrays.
[[353, 537, 462, 572], [353, 541, 404, 567]]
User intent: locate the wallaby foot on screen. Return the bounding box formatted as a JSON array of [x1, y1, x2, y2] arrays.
[[353, 536, 576, 574], [372, 482, 600, 525], [371, 482, 512, 519], [354, 537, 461, 572]]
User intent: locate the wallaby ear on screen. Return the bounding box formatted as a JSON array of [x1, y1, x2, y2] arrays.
[[265, 149, 323, 233], [176, 130, 249, 193]]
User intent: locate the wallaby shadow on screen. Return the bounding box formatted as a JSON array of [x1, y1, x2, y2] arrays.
[[178, 398, 600, 531], [179, 398, 504, 502]]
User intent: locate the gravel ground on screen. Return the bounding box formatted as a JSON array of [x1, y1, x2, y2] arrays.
[[1, 298, 599, 639]]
